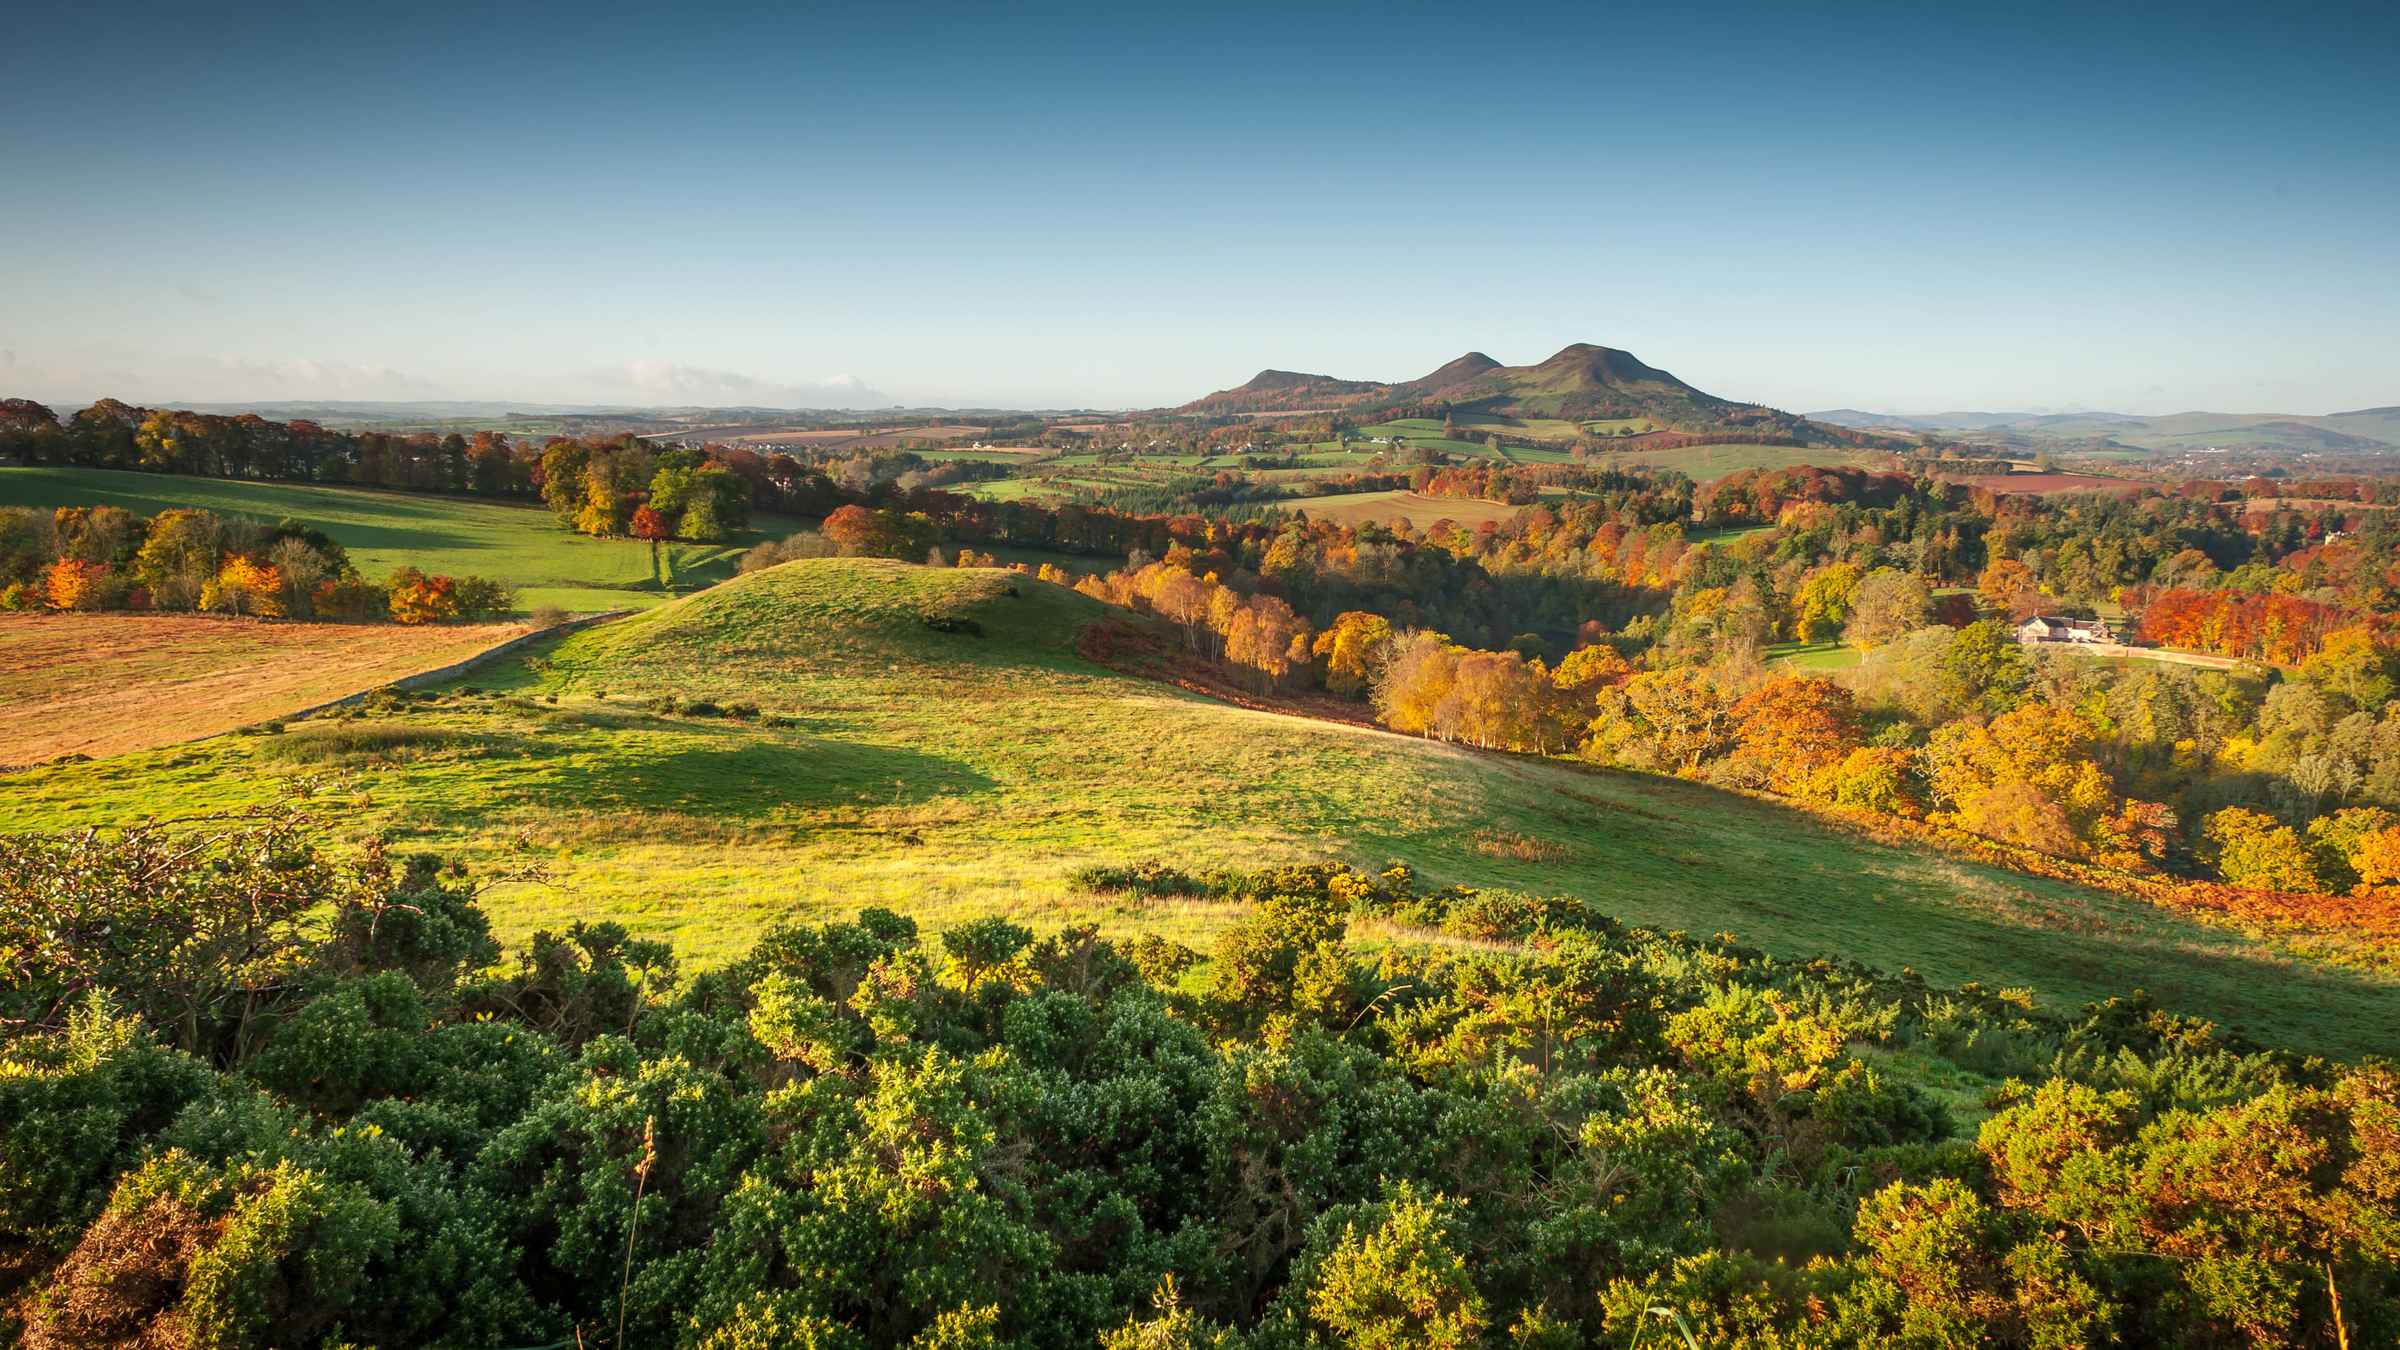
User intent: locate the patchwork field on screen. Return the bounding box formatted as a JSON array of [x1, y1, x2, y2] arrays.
[[0, 467, 796, 612], [0, 611, 532, 767], [1275, 489, 1526, 528], [1596, 443, 1895, 479], [6, 557, 2394, 1059]]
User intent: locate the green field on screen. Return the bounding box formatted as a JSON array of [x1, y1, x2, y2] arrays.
[[1766, 639, 1865, 670], [0, 467, 796, 613], [5, 556, 2392, 1058]]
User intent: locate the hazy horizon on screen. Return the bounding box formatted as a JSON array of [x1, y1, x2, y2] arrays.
[[6, 2, 2395, 415]]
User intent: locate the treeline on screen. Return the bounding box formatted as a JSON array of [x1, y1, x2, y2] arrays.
[[2, 817, 2390, 1346], [1, 397, 550, 497], [1699, 464, 1920, 526], [0, 505, 508, 622]]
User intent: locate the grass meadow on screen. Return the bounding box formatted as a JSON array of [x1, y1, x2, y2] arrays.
[[0, 466, 796, 612], [5, 557, 2394, 1058], [1765, 639, 1866, 671]]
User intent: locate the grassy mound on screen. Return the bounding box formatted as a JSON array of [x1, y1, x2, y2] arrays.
[[548, 557, 1101, 688], [5, 556, 2395, 1058]]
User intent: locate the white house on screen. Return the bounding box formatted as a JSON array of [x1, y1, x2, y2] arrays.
[[2015, 615, 2114, 645]]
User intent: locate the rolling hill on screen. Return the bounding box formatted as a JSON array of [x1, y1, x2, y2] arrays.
[[1179, 343, 1862, 444], [1811, 405, 2400, 454], [5, 555, 2394, 1057]]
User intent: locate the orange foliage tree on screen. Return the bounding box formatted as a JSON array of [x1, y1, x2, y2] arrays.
[[43, 558, 110, 611], [386, 567, 461, 625]]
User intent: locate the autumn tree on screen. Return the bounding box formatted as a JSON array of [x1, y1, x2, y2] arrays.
[[1843, 567, 1935, 649], [44, 558, 111, 611], [387, 567, 461, 625], [199, 556, 285, 618], [1312, 611, 1394, 696], [1373, 630, 1462, 736], [1976, 557, 2038, 617], [1224, 595, 1311, 691], [2200, 806, 2322, 891], [1725, 675, 1862, 792], [1788, 561, 1862, 642]]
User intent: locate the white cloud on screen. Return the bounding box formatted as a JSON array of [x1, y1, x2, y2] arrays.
[[576, 361, 892, 408], [0, 344, 897, 410]]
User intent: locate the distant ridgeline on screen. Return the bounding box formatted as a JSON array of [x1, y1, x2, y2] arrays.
[[1172, 342, 1892, 449]]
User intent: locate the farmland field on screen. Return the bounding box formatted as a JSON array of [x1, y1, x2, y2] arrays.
[[0, 611, 532, 766], [1274, 489, 1526, 528], [1936, 470, 2137, 495], [1593, 443, 1895, 479], [5, 556, 2393, 1059], [0, 467, 796, 612], [1764, 638, 1864, 671]]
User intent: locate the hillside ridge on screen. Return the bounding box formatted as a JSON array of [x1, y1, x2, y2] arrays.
[[1173, 342, 1848, 441]]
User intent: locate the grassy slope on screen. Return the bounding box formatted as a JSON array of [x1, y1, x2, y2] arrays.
[[0, 466, 795, 612], [4, 557, 2394, 1057]]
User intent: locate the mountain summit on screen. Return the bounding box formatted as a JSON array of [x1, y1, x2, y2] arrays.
[[1174, 342, 1777, 429]]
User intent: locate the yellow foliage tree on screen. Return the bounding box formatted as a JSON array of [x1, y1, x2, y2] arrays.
[[199, 555, 285, 618]]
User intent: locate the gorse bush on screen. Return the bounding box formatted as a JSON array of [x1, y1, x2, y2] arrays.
[[1, 819, 2393, 1347]]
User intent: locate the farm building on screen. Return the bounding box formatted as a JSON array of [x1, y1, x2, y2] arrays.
[[2015, 615, 2114, 645]]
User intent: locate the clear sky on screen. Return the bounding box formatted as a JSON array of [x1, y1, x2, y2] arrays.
[[4, 1, 2395, 414]]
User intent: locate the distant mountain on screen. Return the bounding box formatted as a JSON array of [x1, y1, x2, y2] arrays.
[[1177, 343, 1844, 441], [1808, 409, 2146, 433], [1181, 369, 1388, 413], [1808, 406, 2400, 454]]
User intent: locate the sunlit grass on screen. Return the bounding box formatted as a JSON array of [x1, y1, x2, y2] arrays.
[[4, 557, 2394, 1057]]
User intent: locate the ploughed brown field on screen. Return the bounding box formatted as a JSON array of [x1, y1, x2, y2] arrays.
[[0, 613, 533, 767], [1275, 488, 1526, 528]]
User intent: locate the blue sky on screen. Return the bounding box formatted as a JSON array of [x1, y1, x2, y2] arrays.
[[4, 2, 2395, 413]]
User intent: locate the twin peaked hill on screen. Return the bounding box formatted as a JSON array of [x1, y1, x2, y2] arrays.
[[1175, 342, 1837, 441]]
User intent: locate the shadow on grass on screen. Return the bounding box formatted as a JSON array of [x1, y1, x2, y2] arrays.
[[1346, 754, 2400, 1061], [489, 734, 996, 820]]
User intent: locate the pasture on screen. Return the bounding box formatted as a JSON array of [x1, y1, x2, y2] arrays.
[[0, 611, 531, 767], [5, 556, 2394, 1059], [1764, 639, 1863, 671], [0, 466, 794, 612]]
